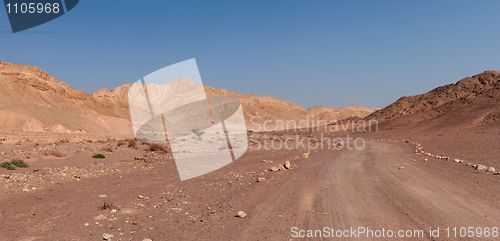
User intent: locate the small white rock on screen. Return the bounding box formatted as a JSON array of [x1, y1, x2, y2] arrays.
[[236, 210, 247, 218], [283, 160, 291, 169], [103, 233, 114, 240], [476, 164, 488, 171]]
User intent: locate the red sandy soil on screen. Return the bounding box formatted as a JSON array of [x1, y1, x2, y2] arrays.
[[0, 130, 498, 241]]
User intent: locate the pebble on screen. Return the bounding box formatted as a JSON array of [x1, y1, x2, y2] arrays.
[[102, 233, 114, 240], [94, 214, 107, 221], [476, 164, 488, 171], [236, 210, 247, 218], [283, 160, 291, 169]]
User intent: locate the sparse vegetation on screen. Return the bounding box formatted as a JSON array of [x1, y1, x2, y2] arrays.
[[92, 153, 106, 159], [11, 159, 29, 168], [0, 162, 15, 170], [99, 201, 118, 211]]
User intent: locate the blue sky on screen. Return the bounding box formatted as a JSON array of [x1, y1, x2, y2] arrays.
[[1, 0, 499, 108]]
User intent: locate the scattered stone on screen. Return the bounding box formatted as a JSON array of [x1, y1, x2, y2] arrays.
[[256, 177, 266, 182], [261, 160, 273, 163], [453, 159, 463, 163], [283, 160, 291, 169], [398, 166, 405, 170], [142, 239, 153, 241], [475, 164, 488, 171], [119, 208, 137, 215], [98, 194, 107, 198], [236, 210, 247, 218], [302, 152, 310, 159], [138, 195, 150, 200], [94, 214, 107, 221], [487, 167, 496, 173], [84, 223, 89, 226], [269, 166, 279, 172], [102, 233, 114, 240]]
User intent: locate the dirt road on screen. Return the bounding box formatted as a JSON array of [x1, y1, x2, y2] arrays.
[[236, 141, 500, 241], [0, 140, 499, 241]]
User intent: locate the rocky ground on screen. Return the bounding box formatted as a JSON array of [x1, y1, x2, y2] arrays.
[[0, 129, 498, 241]]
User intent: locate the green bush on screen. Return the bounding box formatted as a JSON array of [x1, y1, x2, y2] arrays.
[[0, 162, 15, 170], [11, 159, 29, 168], [92, 153, 106, 159]]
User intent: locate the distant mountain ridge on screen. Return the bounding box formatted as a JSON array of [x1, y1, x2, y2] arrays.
[[0, 61, 375, 135]]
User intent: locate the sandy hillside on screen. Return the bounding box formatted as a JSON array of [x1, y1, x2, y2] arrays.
[[0, 62, 131, 136]]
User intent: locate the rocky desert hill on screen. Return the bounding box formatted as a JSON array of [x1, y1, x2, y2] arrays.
[[0, 61, 375, 135], [206, 87, 375, 130], [0, 62, 131, 136], [359, 71, 499, 165], [307, 105, 376, 121], [366, 71, 500, 129]]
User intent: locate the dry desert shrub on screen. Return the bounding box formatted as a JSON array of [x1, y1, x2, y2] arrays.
[[1, 159, 30, 170], [99, 201, 118, 211], [0, 162, 15, 170], [11, 159, 29, 168], [92, 153, 106, 159]]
